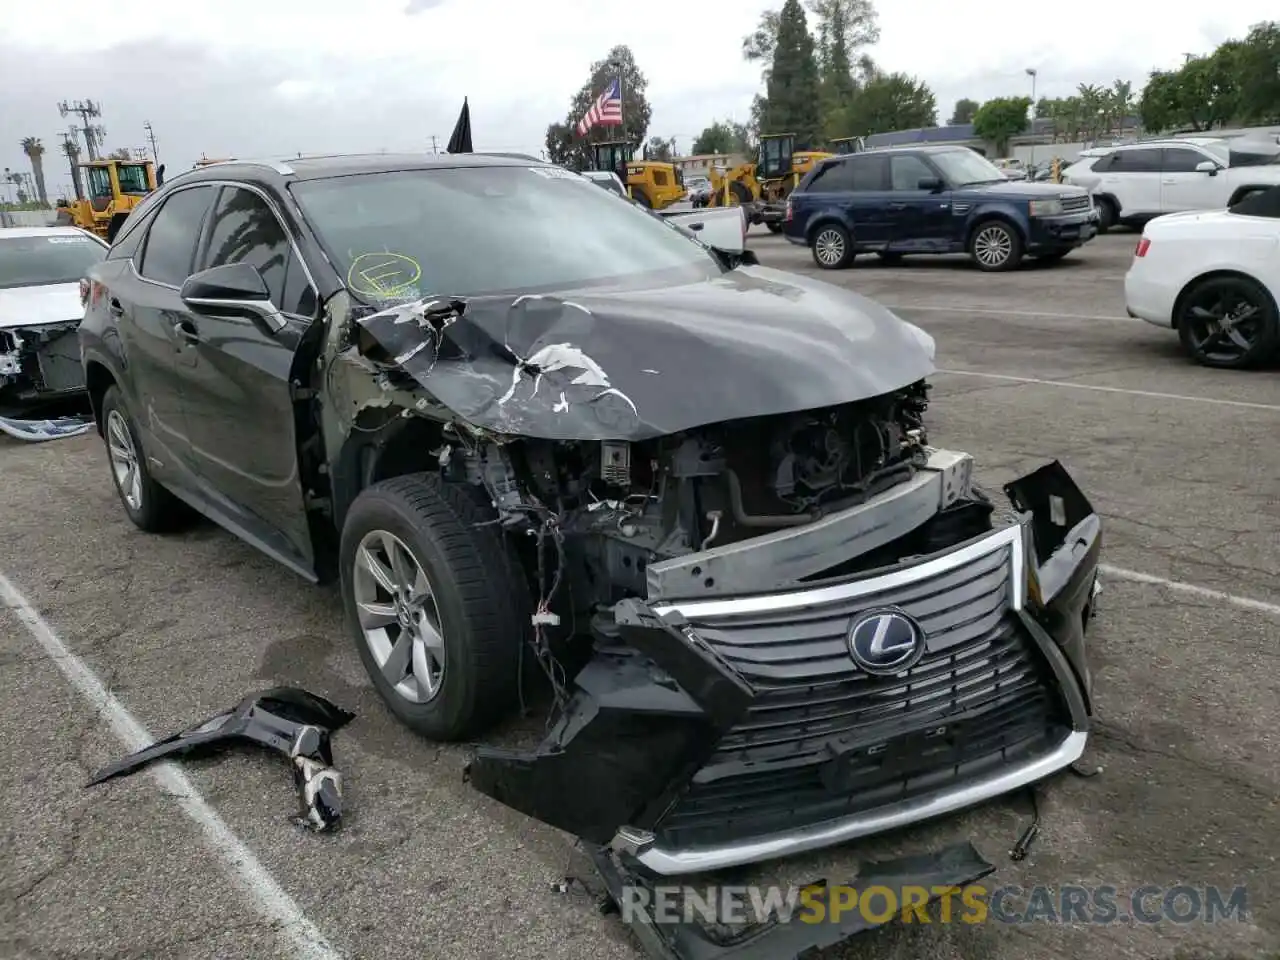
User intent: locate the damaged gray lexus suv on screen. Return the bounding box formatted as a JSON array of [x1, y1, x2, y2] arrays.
[[80, 153, 1102, 953]]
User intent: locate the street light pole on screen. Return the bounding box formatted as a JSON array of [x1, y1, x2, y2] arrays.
[[1025, 68, 1038, 168]]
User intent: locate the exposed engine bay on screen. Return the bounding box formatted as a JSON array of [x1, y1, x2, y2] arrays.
[[435, 381, 937, 610]]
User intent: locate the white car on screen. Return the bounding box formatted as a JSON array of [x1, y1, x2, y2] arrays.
[[0, 226, 108, 414], [1062, 138, 1280, 233], [1124, 186, 1280, 368]]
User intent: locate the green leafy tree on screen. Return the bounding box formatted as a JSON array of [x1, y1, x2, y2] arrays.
[[833, 71, 936, 137], [544, 121, 587, 169], [691, 121, 753, 155], [761, 0, 822, 145], [950, 98, 979, 124], [1233, 21, 1280, 123], [971, 96, 1031, 154], [645, 136, 676, 161], [818, 0, 858, 134]]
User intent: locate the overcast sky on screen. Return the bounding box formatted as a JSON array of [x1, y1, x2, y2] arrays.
[[1, 0, 1273, 198]]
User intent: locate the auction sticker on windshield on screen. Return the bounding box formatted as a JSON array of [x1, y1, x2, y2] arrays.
[[346, 252, 423, 300]]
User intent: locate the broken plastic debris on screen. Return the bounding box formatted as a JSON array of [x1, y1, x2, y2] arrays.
[[85, 687, 355, 833], [0, 414, 93, 442]]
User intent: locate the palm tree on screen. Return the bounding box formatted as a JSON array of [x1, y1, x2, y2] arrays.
[[20, 137, 48, 206], [61, 135, 83, 200]]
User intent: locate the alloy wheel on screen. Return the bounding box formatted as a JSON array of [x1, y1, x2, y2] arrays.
[[352, 529, 446, 704], [973, 226, 1013, 268], [1184, 288, 1265, 364], [106, 409, 142, 512], [814, 229, 846, 267]]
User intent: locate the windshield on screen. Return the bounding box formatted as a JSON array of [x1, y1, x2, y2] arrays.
[[0, 233, 107, 289], [291, 165, 721, 301], [930, 150, 1007, 186]]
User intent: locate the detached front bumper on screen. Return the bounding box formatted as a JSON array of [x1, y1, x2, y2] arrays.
[[467, 461, 1102, 881]]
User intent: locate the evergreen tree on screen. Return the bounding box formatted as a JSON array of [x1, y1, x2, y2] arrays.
[[762, 0, 822, 146]]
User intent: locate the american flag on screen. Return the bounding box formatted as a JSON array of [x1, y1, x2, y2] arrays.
[[576, 78, 623, 136]]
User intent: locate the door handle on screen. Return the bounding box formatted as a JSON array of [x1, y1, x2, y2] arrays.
[[173, 319, 200, 343], [888, 202, 908, 210], [1161, 179, 1176, 184]]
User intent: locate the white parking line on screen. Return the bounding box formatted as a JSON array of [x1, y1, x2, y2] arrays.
[[884, 303, 1136, 322], [935, 369, 1280, 412], [0, 570, 345, 960], [1100, 563, 1280, 618]]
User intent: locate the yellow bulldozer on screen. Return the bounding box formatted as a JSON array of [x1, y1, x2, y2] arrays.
[[705, 133, 841, 233], [54, 158, 159, 243], [590, 141, 685, 210]]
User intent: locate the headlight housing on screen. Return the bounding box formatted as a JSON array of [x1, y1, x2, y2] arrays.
[[1029, 198, 1064, 217]]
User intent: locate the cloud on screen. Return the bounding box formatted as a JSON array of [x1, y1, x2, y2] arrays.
[[1, 0, 1276, 190]]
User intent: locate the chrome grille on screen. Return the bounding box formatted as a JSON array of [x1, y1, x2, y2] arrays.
[[1060, 195, 1091, 214], [650, 529, 1070, 848]]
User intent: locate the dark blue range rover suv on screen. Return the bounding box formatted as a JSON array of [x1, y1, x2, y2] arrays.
[[782, 145, 1100, 272]]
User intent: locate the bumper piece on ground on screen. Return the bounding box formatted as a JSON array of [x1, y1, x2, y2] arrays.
[[0, 413, 93, 442], [590, 841, 996, 960], [86, 687, 355, 832]]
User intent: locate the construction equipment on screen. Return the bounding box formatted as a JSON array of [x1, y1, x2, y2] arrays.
[[54, 158, 157, 242], [706, 134, 833, 232], [829, 136, 866, 155], [589, 142, 685, 210]]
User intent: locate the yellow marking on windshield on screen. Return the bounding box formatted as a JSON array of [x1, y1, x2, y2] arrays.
[[347, 252, 423, 298]]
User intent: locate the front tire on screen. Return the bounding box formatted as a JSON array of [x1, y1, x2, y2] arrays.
[[969, 220, 1023, 271], [339, 474, 531, 741], [99, 385, 189, 532], [811, 223, 854, 269], [1175, 275, 1280, 369]]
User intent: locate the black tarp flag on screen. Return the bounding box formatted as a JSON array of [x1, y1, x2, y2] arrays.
[[446, 97, 472, 153]]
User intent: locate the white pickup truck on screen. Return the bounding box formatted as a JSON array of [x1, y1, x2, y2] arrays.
[[579, 170, 748, 254]]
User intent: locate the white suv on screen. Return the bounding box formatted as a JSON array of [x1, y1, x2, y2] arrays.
[[1061, 137, 1280, 232]]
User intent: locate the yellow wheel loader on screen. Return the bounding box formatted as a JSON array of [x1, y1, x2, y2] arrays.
[[706, 134, 833, 233], [590, 142, 685, 210], [54, 158, 159, 243]]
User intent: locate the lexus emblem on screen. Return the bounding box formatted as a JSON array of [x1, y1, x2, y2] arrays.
[[847, 607, 926, 675]]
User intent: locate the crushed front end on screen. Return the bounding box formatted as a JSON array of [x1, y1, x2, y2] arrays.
[[462, 389, 1102, 878]]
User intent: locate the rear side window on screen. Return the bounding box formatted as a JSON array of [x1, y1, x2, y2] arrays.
[[138, 186, 217, 286], [806, 156, 886, 192], [1105, 149, 1161, 173]]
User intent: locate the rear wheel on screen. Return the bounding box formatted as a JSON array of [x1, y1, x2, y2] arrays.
[[811, 224, 854, 269], [99, 385, 190, 532], [969, 220, 1023, 271], [1093, 196, 1116, 233], [1175, 275, 1280, 369], [339, 474, 532, 741]]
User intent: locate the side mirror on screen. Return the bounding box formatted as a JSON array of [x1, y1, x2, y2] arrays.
[[917, 177, 945, 192], [180, 263, 286, 332], [1195, 160, 1218, 176]]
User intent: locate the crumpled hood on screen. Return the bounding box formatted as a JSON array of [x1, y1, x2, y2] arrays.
[[0, 283, 83, 330], [355, 264, 935, 441]]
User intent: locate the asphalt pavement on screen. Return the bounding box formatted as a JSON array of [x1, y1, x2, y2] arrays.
[[2, 230, 1278, 960]]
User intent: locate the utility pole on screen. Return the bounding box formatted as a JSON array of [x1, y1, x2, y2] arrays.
[[61, 129, 83, 200], [58, 99, 104, 160], [144, 121, 159, 164], [430, 135, 439, 154]]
